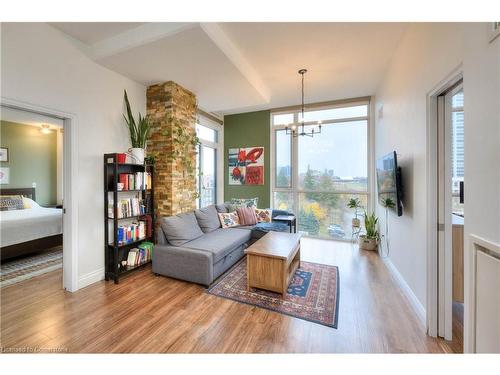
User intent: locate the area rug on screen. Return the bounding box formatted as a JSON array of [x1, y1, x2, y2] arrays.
[[207, 257, 339, 328], [0, 246, 62, 288]]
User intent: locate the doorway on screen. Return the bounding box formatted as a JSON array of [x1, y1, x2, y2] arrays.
[[427, 74, 464, 352], [0, 99, 78, 292]]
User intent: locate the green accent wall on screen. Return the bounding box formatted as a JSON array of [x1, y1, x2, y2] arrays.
[[224, 110, 271, 208], [0, 121, 57, 205]]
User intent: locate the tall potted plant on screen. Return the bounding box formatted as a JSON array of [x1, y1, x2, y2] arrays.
[[123, 90, 151, 164], [347, 197, 363, 228], [359, 211, 379, 251]]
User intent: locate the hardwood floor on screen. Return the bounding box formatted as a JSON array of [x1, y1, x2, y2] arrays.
[[1, 238, 455, 353]]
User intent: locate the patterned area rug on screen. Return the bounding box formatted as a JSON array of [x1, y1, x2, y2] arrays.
[[0, 246, 62, 288], [207, 257, 339, 328]]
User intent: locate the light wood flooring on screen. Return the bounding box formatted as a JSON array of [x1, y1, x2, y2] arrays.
[[0, 238, 459, 353]]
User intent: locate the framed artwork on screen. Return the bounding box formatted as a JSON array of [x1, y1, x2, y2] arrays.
[[228, 147, 264, 185], [0, 167, 10, 184], [0, 148, 8, 162]]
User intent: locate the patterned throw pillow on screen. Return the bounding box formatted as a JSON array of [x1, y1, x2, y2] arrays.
[[0, 195, 25, 211], [255, 208, 272, 223], [236, 206, 258, 226], [217, 212, 240, 229], [229, 197, 259, 211]]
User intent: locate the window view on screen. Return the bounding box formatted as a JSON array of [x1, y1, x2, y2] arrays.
[[196, 121, 219, 208], [451, 91, 464, 216], [273, 103, 370, 239]]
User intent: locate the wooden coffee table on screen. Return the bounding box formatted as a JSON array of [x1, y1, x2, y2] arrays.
[[244, 231, 302, 297]]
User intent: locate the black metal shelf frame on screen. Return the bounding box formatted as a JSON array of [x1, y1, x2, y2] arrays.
[[104, 153, 155, 284]]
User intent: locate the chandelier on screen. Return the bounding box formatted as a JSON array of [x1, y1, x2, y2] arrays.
[[285, 69, 322, 137]]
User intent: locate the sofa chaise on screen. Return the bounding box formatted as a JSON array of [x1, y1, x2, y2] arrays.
[[153, 204, 291, 286]]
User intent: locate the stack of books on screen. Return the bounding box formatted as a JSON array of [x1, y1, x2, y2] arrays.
[[118, 172, 151, 191], [116, 221, 146, 245], [108, 197, 146, 218], [125, 242, 154, 268]]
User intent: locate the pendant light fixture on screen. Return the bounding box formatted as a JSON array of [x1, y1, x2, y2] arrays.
[[285, 69, 322, 137]]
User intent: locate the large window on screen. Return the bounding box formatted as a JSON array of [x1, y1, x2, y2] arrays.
[[196, 115, 222, 208], [272, 101, 370, 239]]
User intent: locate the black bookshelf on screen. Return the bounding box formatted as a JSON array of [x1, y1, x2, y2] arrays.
[[104, 153, 155, 284]]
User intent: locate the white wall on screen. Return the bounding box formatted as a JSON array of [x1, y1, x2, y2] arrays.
[[374, 23, 464, 307], [1, 23, 146, 286], [375, 22, 500, 350]]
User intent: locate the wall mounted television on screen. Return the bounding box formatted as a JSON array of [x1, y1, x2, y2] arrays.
[[376, 151, 403, 216]]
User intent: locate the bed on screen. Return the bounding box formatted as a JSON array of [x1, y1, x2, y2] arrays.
[[0, 188, 62, 260]]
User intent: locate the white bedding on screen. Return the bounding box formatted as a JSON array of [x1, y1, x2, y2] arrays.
[[0, 205, 63, 247]]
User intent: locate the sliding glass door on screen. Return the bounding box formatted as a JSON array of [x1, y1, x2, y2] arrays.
[[272, 101, 370, 239]]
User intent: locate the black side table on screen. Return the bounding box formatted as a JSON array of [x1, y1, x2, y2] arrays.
[[273, 215, 297, 233]]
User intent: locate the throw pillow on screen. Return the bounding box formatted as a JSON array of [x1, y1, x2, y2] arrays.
[[229, 197, 259, 211], [255, 208, 272, 223], [218, 212, 240, 229], [194, 205, 221, 233], [160, 212, 204, 246], [236, 206, 258, 226], [0, 195, 25, 211]]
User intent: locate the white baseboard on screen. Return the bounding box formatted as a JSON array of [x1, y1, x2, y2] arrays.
[[78, 267, 104, 290], [384, 258, 426, 325]]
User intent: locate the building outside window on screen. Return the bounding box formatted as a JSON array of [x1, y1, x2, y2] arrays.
[[451, 90, 464, 215]]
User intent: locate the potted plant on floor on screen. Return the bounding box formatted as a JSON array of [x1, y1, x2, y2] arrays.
[[347, 197, 363, 228], [359, 211, 379, 251], [123, 90, 151, 164]]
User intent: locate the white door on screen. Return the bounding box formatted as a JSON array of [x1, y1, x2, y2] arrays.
[[437, 83, 463, 340]]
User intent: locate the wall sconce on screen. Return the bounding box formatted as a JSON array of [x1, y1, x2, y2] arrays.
[[39, 124, 52, 134]]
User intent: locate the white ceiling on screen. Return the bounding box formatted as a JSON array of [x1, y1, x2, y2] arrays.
[[51, 22, 145, 44], [49, 22, 408, 114]]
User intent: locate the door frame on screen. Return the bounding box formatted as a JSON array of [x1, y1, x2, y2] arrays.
[[1, 97, 79, 292], [425, 66, 463, 338]]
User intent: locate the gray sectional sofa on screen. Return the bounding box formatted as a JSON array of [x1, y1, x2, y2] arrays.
[[153, 204, 290, 286]]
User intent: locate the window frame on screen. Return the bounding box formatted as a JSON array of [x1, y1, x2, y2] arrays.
[[196, 113, 223, 208], [270, 98, 373, 239]]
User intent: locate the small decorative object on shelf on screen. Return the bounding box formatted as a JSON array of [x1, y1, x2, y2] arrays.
[[104, 153, 155, 284]]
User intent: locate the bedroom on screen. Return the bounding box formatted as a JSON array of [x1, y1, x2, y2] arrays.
[[0, 107, 64, 287]]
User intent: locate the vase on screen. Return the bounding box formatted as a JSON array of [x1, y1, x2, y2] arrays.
[[128, 148, 145, 165], [358, 235, 378, 251]]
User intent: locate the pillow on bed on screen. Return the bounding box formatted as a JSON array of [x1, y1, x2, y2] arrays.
[[22, 197, 40, 209], [0, 195, 25, 211]]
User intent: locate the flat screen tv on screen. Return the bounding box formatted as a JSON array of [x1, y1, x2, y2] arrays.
[[376, 151, 403, 216]]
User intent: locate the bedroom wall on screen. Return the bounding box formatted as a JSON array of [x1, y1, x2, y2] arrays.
[[0, 121, 57, 206], [1, 23, 147, 289], [375, 22, 500, 349]]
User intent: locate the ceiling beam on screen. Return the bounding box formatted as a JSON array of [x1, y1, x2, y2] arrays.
[[91, 22, 197, 61], [200, 23, 270, 103]]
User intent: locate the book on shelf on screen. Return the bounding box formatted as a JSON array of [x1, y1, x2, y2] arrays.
[[124, 242, 154, 268], [116, 221, 147, 245], [117, 172, 151, 191], [108, 197, 147, 218]]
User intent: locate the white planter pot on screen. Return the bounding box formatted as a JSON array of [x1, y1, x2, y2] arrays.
[[129, 148, 145, 165], [359, 235, 378, 251]]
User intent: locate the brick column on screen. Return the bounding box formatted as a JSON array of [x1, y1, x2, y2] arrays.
[[146, 81, 197, 217]]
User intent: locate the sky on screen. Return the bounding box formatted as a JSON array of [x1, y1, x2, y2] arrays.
[[276, 120, 368, 178]]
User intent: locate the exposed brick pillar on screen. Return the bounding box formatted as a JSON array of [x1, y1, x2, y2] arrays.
[[146, 81, 197, 217]]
